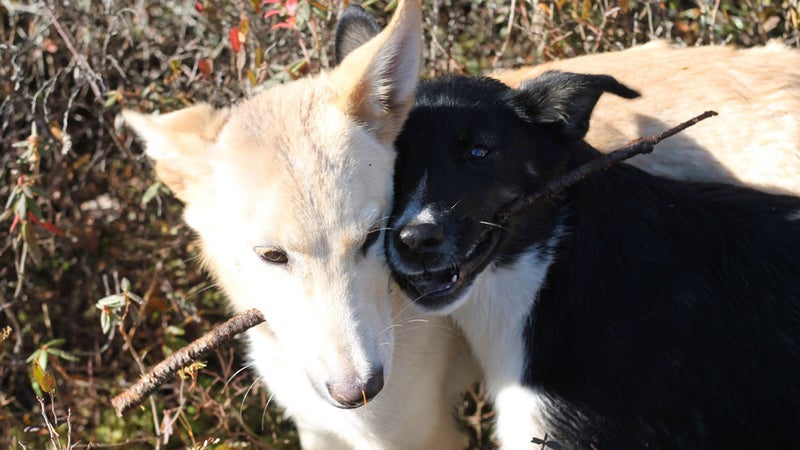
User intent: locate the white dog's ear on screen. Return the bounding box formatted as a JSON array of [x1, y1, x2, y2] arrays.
[[122, 104, 229, 202], [332, 0, 422, 143]]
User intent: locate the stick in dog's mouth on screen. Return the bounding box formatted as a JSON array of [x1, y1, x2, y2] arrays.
[[395, 226, 504, 310]]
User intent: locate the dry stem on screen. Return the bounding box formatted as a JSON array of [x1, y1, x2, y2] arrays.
[[496, 110, 718, 223], [112, 111, 716, 418], [112, 309, 265, 416]]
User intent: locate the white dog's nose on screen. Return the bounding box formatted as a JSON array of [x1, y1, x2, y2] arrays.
[[326, 367, 384, 408]]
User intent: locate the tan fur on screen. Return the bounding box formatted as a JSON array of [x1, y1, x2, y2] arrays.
[[491, 41, 800, 195], [123, 0, 478, 448]]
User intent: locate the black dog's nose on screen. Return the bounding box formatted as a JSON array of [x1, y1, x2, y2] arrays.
[[326, 368, 384, 408], [398, 223, 445, 251]]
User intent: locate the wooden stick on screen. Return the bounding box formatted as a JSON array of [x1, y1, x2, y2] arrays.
[[112, 309, 265, 417], [496, 110, 718, 223], [112, 111, 717, 417]]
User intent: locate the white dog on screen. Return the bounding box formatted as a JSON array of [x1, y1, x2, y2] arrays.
[[123, 0, 477, 448]]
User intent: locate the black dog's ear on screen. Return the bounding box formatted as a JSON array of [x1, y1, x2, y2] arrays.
[[334, 4, 382, 66], [511, 70, 640, 141]]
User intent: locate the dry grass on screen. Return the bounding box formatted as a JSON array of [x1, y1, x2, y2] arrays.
[[1, 0, 797, 448]]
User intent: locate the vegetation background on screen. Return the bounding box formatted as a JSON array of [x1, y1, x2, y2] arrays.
[[2, 0, 798, 448]]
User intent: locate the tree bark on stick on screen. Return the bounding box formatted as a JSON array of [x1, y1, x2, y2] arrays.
[[497, 110, 718, 223], [111, 110, 716, 417], [112, 308, 265, 416]]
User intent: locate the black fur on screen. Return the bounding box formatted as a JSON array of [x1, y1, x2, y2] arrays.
[[389, 72, 800, 448], [334, 4, 381, 66]]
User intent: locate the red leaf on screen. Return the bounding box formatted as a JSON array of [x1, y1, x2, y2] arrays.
[[194, 2, 204, 12], [198, 58, 214, 79], [9, 213, 20, 233], [271, 21, 295, 30], [286, 0, 298, 15], [263, 9, 282, 19], [230, 27, 242, 52], [27, 211, 64, 236]]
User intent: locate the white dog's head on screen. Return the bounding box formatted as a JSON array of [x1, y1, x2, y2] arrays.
[[123, 0, 421, 409]]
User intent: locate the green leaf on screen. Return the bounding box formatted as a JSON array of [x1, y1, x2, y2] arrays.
[[120, 277, 131, 293], [295, 1, 311, 27], [28, 185, 49, 197], [32, 361, 56, 394], [25, 349, 41, 363], [96, 294, 127, 309], [100, 310, 111, 334], [141, 182, 162, 206], [22, 222, 42, 266], [37, 349, 48, 371], [126, 291, 145, 305], [47, 348, 79, 362], [166, 325, 185, 336], [15, 196, 27, 219], [4, 185, 20, 210], [27, 198, 43, 222]]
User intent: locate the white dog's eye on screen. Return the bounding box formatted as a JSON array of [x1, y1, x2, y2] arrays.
[[361, 229, 381, 255], [468, 146, 490, 160], [255, 246, 289, 264]]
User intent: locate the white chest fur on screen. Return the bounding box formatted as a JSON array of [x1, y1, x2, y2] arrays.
[[452, 248, 555, 449]]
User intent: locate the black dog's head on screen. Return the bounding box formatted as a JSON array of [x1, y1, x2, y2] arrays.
[[332, 6, 639, 312], [386, 72, 639, 312]]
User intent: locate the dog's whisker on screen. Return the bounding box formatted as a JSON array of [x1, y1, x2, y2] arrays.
[[382, 315, 434, 335], [449, 198, 463, 211], [185, 282, 221, 299], [387, 291, 425, 326], [393, 324, 462, 338], [261, 392, 275, 431], [240, 375, 263, 418], [479, 220, 509, 231], [182, 254, 204, 264], [405, 318, 431, 324], [225, 363, 255, 390], [394, 294, 433, 323]]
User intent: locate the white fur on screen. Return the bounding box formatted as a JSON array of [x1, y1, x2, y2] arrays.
[[123, 1, 480, 448], [491, 41, 800, 196], [451, 246, 558, 449]]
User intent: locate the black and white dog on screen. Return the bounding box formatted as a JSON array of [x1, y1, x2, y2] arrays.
[[386, 71, 800, 449], [334, 7, 800, 448]]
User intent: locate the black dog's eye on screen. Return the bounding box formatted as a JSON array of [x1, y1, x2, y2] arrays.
[[468, 146, 490, 160], [255, 246, 289, 264], [361, 229, 381, 255]]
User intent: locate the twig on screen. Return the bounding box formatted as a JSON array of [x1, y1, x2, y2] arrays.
[[41, 3, 104, 105], [112, 111, 716, 418], [37, 396, 62, 450], [496, 110, 718, 223], [112, 309, 265, 417]]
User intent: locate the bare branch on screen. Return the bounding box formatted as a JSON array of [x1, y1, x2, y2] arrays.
[[497, 110, 718, 223], [112, 309, 265, 417], [111, 111, 717, 418]]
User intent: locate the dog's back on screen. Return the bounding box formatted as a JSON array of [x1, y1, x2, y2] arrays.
[[491, 41, 800, 195], [530, 152, 800, 448], [388, 71, 800, 449]]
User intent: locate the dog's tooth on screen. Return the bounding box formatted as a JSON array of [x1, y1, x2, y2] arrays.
[[451, 274, 458, 283]]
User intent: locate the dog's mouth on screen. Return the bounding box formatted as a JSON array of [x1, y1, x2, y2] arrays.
[[394, 226, 504, 311]]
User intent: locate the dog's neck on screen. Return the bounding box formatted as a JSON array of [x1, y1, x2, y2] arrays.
[[450, 222, 565, 449]]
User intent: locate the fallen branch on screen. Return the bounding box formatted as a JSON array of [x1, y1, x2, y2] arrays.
[[111, 110, 716, 417], [112, 309, 265, 417], [496, 110, 718, 223]]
